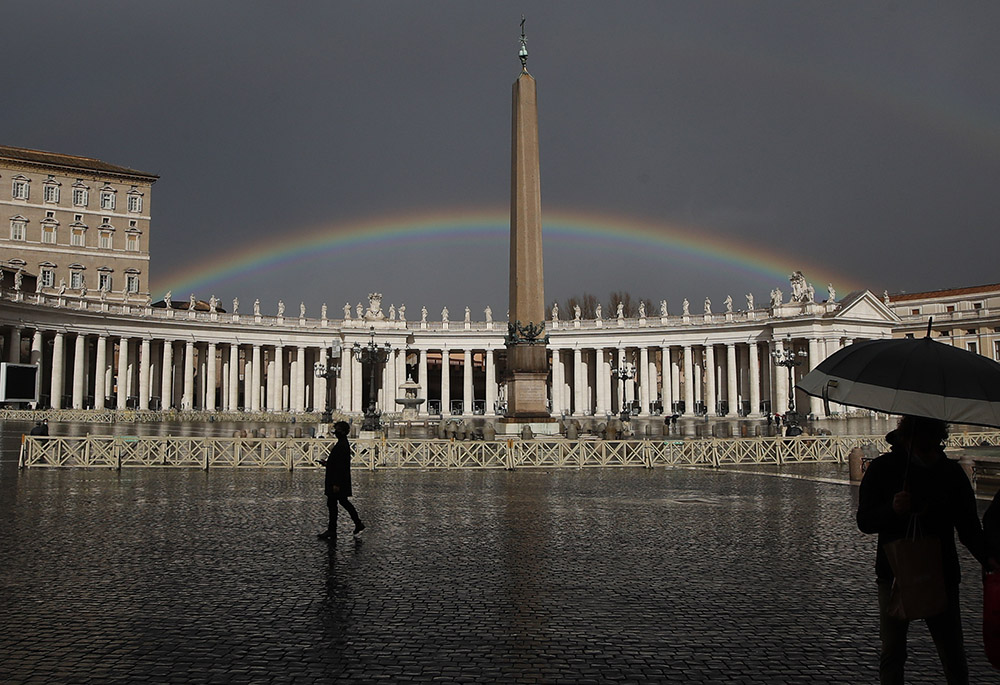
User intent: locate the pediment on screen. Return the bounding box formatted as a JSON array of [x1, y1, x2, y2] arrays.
[[834, 290, 899, 323]]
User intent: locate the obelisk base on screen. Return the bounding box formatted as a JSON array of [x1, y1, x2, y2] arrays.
[[504, 371, 551, 419]]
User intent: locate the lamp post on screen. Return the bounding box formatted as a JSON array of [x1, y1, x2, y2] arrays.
[[353, 327, 392, 431], [610, 354, 637, 422], [772, 341, 808, 436], [313, 342, 342, 424]]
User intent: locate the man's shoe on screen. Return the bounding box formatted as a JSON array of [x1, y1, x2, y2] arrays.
[[353, 523, 366, 537], [317, 530, 335, 540]]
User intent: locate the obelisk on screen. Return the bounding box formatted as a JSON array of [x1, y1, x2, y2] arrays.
[[505, 19, 550, 420]]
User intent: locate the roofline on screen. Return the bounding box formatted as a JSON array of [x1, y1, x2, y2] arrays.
[[889, 282, 1000, 303], [0, 144, 159, 182]]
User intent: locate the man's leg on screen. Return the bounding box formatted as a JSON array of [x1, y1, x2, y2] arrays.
[[926, 587, 969, 685], [878, 582, 909, 685], [337, 496, 364, 534]]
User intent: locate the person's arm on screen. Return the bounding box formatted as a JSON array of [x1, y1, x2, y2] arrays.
[[952, 468, 988, 567], [857, 460, 901, 534]]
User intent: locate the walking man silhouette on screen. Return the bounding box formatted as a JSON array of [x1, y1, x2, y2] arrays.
[[317, 421, 365, 542]]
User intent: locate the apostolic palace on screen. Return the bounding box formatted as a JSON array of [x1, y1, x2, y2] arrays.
[[1, 140, 998, 427]]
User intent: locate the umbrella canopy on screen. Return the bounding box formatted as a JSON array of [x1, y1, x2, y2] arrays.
[[797, 336, 1000, 428]]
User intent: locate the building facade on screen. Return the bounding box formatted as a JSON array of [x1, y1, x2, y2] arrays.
[[0, 145, 157, 302], [0, 285, 902, 420], [888, 284, 1000, 361]]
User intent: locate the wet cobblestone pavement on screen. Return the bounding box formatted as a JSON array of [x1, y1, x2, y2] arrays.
[[1, 425, 996, 683]]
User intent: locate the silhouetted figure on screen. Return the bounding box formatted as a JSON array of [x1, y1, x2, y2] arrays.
[[317, 421, 365, 542], [985, 489, 1000, 565], [29, 420, 48, 436], [857, 416, 986, 684]]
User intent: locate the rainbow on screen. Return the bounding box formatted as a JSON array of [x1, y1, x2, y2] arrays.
[[151, 207, 862, 297]]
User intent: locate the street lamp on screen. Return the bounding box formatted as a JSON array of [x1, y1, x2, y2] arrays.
[[313, 342, 342, 424], [353, 327, 392, 431], [610, 354, 637, 422], [772, 341, 808, 435]]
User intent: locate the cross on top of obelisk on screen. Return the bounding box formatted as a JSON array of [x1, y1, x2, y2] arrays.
[[519, 16, 529, 72]]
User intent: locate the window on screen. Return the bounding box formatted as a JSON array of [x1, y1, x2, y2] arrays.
[[974, 302, 984, 310], [911, 309, 920, 316], [996, 341, 1000, 361], [39, 268, 54, 289], [99, 231, 113, 249], [10, 218, 26, 241], [71, 228, 86, 247], [127, 194, 142, 213], [126, 233, 139, 251], [70, 271, 84, 289], [946, 305, 955, 313], [74, 214, 83, 222], [100, 188, 116, 210], [43, 177, 61, 203], [11, 177, 29, 200], [98, 272, 112, 291], [73, 188, 88, 206], [125, 273, 139, 293], [42, 226, 57, 244], [968, 342, 979, 355]]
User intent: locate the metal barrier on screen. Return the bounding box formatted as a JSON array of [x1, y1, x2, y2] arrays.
[[20, 432, 1000, 470]]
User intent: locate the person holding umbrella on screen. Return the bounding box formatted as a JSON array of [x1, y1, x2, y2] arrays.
[[857, 416, 987, 683], [316, 421, 365, 543], [798, 324, 1000, 682]]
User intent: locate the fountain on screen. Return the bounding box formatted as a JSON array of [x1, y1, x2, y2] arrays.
[[395, 376, 425, 421]]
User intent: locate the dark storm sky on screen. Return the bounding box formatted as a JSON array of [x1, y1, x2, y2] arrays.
[[5, 2, 999, 317]]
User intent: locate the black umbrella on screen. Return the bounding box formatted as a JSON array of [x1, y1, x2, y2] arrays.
[[797, 326, 1000, 428]]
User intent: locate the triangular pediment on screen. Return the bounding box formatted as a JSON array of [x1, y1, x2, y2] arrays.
[[834, 290, 899, 323]]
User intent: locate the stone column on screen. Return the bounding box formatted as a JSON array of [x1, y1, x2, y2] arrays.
[[30, 330, 43, 367], [550, 348, 564, 415], [460, 349, 472, 415], [773, 340, 788, 414], [139, 338, 151, 410], [594, 349, 608, 416], [808, 337, 824, 417], [273, 345, 284, 412], [94, 335, 107, 410], [161, 341, 173, 410], [295, 346, 306, 412], [251, 345, 262, 412], [50, 332, 65, 409], [704, 345, 717, 416], [485, 348, 497, 416], [749, 342, 762, 417], [726, 343, 738, 417], [660, 346, 672, 414], [241, 349, 252, 412], [206, 343, 217, 411], [683, 345, 694, 414], [183, 340, 195, 410], [196, 345, 207, 410], [670, 350, 681, 413], [225, 342, 240, 411], [72, 333, 86, 409], [315, 348, 327, 415], [117, 338, 130, 410], [351, 351, 362, 414], [417, 349, 428, 414], [638, 346, 650, 416], [440, 349, 451, 416], [8, 326, 21, 363], [265, 352, 275, 412], [570, 347, 582, 416]]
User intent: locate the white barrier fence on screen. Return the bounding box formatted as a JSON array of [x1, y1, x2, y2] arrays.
[[19, 432, 1000, 470]]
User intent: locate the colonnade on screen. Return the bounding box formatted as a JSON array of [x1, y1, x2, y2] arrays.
[[548, 336, 854, 419], [3, 323, 862, 420], [0, 288, 894, 419]]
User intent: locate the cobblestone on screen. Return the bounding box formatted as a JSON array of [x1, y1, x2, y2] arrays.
[[1, 425, 997, 682]]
